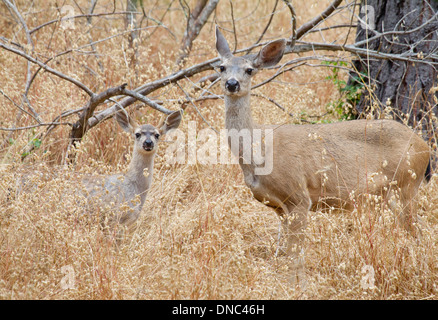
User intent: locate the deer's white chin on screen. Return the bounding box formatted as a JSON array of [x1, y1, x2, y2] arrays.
[[225, 90, 247, 97], [142, 147, 155, 153]]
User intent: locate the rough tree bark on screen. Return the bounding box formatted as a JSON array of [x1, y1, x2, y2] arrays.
[[351, 0, 438, 129]]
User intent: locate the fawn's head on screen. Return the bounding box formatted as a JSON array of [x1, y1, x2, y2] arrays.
[[215, 26, 286, 97], [115, 110, 182, 154]]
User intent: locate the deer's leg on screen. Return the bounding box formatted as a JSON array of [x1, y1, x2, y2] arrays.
[[400, 185, 424, 236], [278, 197, 311, 287], [284, 200, 310, 254], [388, 186, 422, 236]]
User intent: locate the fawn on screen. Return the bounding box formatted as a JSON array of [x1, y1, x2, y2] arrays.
[[82, 109, 182, 233]]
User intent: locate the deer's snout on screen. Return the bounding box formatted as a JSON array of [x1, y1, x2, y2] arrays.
[[225, 79, 240, 93], [143, 139, 154, 151]]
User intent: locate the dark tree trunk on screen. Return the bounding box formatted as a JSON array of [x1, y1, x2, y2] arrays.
[[351, 0, 438, 131]]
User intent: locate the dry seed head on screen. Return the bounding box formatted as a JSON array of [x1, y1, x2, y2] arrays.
[[407, 169, 417, 180], [308, 132, 320, 140]]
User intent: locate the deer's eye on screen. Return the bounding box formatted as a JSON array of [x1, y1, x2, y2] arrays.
[[245, 68, 254, 75], [155, 133, 160, 139], [219, 65, 226, 72], [135, 133, 141, 139]]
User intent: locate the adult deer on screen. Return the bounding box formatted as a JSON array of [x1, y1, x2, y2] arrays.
[[215, 26, 430, 281]]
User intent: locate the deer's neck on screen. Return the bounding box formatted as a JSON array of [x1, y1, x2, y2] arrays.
[[224, 94, 255, 131], [224, 94, 260, 188], [125, 150, 155, 198]]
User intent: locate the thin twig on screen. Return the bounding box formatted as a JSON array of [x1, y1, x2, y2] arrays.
[[121, 88, 173, 115], [294, 0, 343, 41], [251, 92, 294, 118], [0, 40, 94, 97], [229, 0, 238, 52], [0, 89, 37, 120], [4, 0, 42, 123], [30, 11, 144, 34], [281, 0, 296, 47], [176, 0, 219, 65], [0, 122, 72, 131], [176, 81, 219, 134]]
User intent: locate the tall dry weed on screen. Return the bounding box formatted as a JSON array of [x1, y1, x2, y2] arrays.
[[0, 0, 437, 300]]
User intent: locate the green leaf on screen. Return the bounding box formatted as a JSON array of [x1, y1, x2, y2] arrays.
[[32, 138, 42, 148]]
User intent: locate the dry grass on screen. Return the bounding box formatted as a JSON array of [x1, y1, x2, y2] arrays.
[[1, 0, 437, 300]]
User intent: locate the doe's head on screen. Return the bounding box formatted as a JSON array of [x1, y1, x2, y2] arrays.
[[215, 26, 286, 97], [115, 110, 182, 154]]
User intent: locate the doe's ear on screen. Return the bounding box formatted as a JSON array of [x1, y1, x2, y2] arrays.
[[160, 110, 182, 135], [215, 26, 232, 60], [252, 39, 286, 69], [115, 110, 137, 133]]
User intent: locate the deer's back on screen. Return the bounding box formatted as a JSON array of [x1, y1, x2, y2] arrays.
[[257, 119, 429, 207], [82, 173, 146, 225]]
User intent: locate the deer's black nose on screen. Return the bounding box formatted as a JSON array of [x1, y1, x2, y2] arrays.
[[225, 79, 240, 92], [143, 140, 154, 151]]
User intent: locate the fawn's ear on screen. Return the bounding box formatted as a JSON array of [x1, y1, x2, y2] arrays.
[[215, 26, 232, 60], [115, 110, 137, 133], [252, 39, 286, 69], [160, 110, 182, 135]]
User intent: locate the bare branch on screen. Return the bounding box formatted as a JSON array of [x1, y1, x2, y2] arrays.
[[294, 0, 343, 42], [3, 0, 42, 123], [3, 0, 436, 161], [22, 27, 164, 104], [176, 81, 218, 133], [30, 11, 144, 34], [144, 0, 177, 40], [354, 11, 438, 48], [176, 0, 219, 65], [251, 92, 294, 118], [0, 39, 94, 97], [3, 0, 34, 48], [290, 41, 438, 66], [228, 0, 238, 52], [69, 83, 174, 146], [70, 83, 129, 143], [0, 122, 72, 132], [244, 0, 279, 55], [121, 89, 173, 114], [0, 89, 37, 121], [88, 56, 219, 131], [281, 0, 296, 47]]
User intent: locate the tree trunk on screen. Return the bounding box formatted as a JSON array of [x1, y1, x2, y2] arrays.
[[351, 0, 438, 131]]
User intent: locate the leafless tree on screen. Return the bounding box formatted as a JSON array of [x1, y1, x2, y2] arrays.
[[1, 0, 437, 161]]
